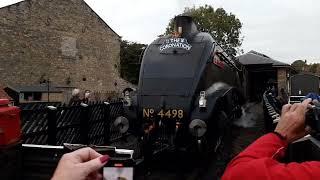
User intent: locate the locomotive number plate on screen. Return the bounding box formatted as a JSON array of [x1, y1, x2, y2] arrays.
[[143, 108, 184, 119]]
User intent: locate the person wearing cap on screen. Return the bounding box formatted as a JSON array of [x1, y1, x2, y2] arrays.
[[222, 98, 320, 180]]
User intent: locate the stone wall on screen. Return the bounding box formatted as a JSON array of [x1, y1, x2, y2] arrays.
[[0, 0, 130, 93], [41, 92, 63, 102]]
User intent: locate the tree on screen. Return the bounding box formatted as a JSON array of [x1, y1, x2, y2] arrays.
[[165, 5, 243, 55], [291, 60, 307, 73], [120, 40, 147, 84], [309, 63, 319, 74]]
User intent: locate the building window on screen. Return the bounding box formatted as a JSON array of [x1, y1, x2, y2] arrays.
[[23, 92, 32, 101], [33, 93, 42, 101], [23, 92, 42, 101]]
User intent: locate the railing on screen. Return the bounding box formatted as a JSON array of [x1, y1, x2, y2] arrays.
[[20, 101, 126, 146], [262, 91, 281, 132]]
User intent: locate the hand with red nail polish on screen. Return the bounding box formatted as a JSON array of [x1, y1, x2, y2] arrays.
[[52, 147, 109, 180]]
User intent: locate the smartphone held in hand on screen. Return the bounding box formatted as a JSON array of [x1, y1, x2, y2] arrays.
[[103, 167, 133, 180], [103, 151, 135, 180]]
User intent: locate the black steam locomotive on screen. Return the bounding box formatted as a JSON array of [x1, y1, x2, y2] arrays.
[[118, 16, 245, 155]]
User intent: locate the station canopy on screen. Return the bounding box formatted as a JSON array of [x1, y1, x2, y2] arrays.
[[237, 50, 289, 67]]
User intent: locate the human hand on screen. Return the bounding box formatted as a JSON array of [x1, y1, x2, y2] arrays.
[[51, 147, 109, 180], [274, 98, 312, 144]]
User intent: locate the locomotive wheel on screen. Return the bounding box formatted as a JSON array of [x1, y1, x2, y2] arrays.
[[214, 103, 237, 177], [215, 111, 228, 152], [225, 89, 243, 119], [194, 109, 234, 178], [207, 90, 243, 177]]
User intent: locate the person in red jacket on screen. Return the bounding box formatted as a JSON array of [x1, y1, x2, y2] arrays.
[[222, 98, 320, 180]]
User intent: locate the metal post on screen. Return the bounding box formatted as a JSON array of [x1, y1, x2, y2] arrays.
[[287, 72, 290, 96], [80, 103, 89, 144], [103, 102, 111, 144], [47, 79, 50, 102], [47, 106, 57, 145]]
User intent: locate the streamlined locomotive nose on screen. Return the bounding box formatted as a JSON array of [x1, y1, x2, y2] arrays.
[[129, 15, 244, 155]]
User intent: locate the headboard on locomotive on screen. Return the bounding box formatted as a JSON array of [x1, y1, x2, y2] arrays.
[[289, 74, 320, 103]]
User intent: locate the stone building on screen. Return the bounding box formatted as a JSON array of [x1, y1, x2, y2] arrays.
[[0, 0, 130, 99], [238, 51, 293, 101]]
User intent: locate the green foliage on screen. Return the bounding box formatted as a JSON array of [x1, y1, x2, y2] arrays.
[[120, 40, 146, 84], [291, 60, 307, 73], [309, 64, 318, 73], [291, 60, 320, 75], [165, 5, 243, 55]]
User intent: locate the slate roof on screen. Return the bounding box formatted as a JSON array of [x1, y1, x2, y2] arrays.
[[0, 87, 13, 100], [8, 84, 63, 93], [238, 51, 290, 67]]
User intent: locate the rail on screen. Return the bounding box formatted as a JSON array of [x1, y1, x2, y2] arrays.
[[263, 91, 281, 132]]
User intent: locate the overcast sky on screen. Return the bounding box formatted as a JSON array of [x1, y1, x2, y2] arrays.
[[1, 0, 320, 64]]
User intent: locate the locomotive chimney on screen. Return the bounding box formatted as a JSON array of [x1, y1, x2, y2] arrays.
[[174, 15, 198, 39]]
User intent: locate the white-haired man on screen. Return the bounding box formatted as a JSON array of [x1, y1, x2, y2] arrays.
[[69, 88, 81, 105]]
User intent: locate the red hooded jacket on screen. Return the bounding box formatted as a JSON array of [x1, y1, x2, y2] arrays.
[[222, 133, 320, 180]]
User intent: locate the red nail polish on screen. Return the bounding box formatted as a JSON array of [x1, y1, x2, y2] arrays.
[[99, 155, 110, 163]]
